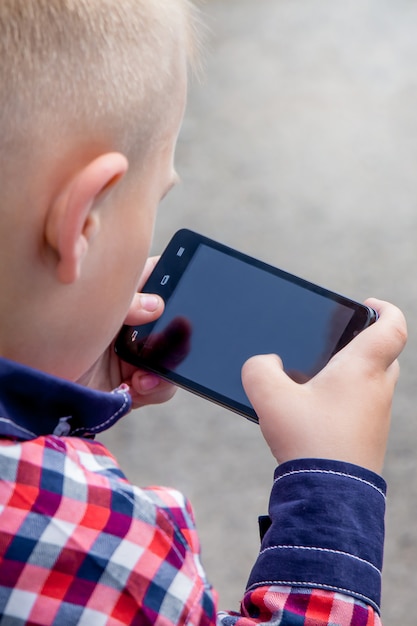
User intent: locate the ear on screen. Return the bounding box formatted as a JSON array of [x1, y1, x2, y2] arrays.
[[45, 152, 129, 284]]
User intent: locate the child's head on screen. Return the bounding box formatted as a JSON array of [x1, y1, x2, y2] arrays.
[[0, 0, 198, 380]]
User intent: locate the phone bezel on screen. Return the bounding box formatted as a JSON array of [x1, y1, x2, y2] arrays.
[[115, 229, 377, 423]]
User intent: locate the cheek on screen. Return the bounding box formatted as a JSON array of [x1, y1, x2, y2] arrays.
[[108, 236, 151, 321], [87, 239, 147, 341], [107, 211, 153, 278], [101, 177, 161, 316]]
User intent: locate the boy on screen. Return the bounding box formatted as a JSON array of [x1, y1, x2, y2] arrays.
[[0, 1, 407, 624]]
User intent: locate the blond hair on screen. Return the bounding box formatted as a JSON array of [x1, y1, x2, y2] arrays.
[[0, 0, 199, 164]]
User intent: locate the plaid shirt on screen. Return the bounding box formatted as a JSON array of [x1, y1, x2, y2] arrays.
[[0, 358, 385, 625]]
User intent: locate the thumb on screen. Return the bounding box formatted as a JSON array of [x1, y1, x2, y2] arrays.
[[242, 354, 307, 462], [242, 353, 297, 414], [123, 292, 165, 326]]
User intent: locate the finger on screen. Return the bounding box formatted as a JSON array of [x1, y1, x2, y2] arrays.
[[130, 370, 177, 405], [133, 371, 162, 392], [123, 292, 165, 326], [344, 298, 407, 369], [242, 354, 300, 419], [242, 354, 310, 462]]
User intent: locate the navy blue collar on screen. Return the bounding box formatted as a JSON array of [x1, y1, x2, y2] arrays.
[[0, 357, 132, 440]]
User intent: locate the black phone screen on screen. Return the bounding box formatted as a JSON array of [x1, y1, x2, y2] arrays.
[[115, 230, 375, 422]]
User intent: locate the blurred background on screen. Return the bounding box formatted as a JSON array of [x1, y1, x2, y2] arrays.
[[101, 1, 417, 623]]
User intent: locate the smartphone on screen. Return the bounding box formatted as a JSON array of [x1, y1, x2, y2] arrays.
[[115, 229, 377, 423]]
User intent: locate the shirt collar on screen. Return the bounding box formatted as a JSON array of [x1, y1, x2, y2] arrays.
[[0, 357, 132, 440]]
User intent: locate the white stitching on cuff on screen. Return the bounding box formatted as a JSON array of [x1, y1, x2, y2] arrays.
[[274, 468, 386, 499], [258, 544, 381, 576]]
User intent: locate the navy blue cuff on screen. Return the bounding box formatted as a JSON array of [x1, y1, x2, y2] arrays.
[[247, 458, 386, 614]]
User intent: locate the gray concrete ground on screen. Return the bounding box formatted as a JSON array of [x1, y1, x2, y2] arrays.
[[101, 1, 417, 623]]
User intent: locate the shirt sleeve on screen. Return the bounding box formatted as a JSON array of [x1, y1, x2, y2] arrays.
[[217, 458, 386, 626]]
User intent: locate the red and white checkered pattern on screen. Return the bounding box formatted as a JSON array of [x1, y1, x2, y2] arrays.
[[0, 436, 381, 625]]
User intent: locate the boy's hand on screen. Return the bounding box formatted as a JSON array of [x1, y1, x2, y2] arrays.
[[242, 298, 407, 473], [78, 257, 176, 409]]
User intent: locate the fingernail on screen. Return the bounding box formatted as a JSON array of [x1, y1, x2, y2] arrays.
[[139, 374, 160, 391], [140, 294, 160, 312]]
